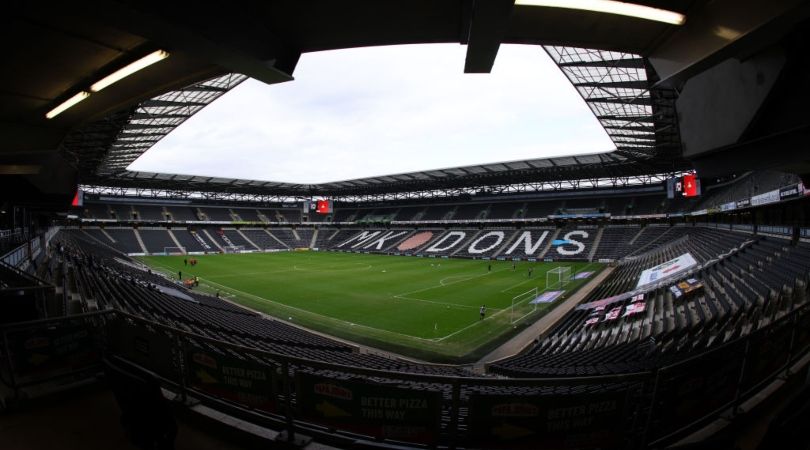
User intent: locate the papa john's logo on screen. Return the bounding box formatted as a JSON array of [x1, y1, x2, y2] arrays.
[[314, 383, 353, 400]]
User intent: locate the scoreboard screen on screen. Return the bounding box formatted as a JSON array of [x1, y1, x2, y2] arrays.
[[316, 199, 333, 214], [682, 174, 699, 197], [667, 173, 701, 198], [71, 189, 84, 207]]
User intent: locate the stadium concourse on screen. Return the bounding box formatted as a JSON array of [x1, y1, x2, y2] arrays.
[[5, 2, 810, 450]]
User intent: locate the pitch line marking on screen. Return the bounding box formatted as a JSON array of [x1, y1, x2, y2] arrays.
[[394, 294, 503, 311], [293, 263, 372, 272], [393, 266, 511, 298], [207, 268, 296, 279], [431, 306, 512, 342], [195, 276, 449, 342], [439, 275, 474, 286]]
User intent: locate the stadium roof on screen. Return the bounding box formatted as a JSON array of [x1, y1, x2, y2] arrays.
[[5, 1, 808, 204], [74, 43, 688, 196], [85, 150, 682, 198]]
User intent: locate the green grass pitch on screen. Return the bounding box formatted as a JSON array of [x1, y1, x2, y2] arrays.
[[140, 251, 602, 363]]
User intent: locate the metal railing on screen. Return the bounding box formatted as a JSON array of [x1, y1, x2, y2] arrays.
[[1, 304, 808, 449]]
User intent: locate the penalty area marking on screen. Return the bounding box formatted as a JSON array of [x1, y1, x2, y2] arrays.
[[395, 266, 511, 299], [439, 274, 474, 286], [393, 294, 501, 311]]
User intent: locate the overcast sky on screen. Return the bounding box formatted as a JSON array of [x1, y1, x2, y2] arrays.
[[128, 44, 615, 184]]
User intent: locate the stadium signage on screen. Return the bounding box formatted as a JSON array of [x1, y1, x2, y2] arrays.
[[736, 198, 750, 208], [720, 202, 736, 212], [636, 253, 698, 289], [8, 325, 100, 383], [425, 231, 467, 252], [297, 373, 441, 444], [503, 230, 550, 256], [751, 189, 780, 206], [186, 348, 277, 414], [467, 231, 505, 254], [335, 228, 591, 258], [547, 213, 610, 219], [469, 392, 627, 449], [779, 184, 801, 200]]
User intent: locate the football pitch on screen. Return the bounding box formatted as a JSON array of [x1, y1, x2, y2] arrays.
[[140, 251, 601, 363]]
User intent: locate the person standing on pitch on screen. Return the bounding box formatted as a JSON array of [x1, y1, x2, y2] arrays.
[[488, 263, 492, 272], [480, 305, 486, 320], [528, 266, 533, 277]]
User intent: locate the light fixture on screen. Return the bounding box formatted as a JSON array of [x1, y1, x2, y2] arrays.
[[45, 91, 90, 119], [515, 0, 686, 25], [90, 50, 170, 92]]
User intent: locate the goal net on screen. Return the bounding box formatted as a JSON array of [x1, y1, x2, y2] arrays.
[[163, 246, 186, 255], [546, 266, 571, 289], [223, 245, 245, 254], [511, 287, 539, 325]]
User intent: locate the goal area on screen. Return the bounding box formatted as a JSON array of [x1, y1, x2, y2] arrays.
[[547, 266, 571, 289], [223, 245, 246, 254], [163, 246, 186, 255]]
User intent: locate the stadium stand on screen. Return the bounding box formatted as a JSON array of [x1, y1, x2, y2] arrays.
[[274, 209, 300, 223], [220, 229, 254, 250], [525, 199, 560, 218], [270, 228, 305, 248], [606, 196, 633, 215], [491, 231, 808, 377], [547, 224, 598, 260], [231, 207, 261, 222], [137, 229, 176, 253], [453, 203, 488, 220], [391, 205, 419, 221], [199, 207, 232, 222], [164, 205, 199, 221], [453, 227, 515, 258], [241, 228, 286, 250], [628, 195, 665, 215], [591, 224, 641, 261], [51, 230, 472, 376], [109, 204, 134, 221], [169, 228, 206, 253], [421, 204, 453, 221], [133, 204, 166, 221], [83, 202, 112, 219], [487, 201, 523, 219], [104, 228, 145, 254]]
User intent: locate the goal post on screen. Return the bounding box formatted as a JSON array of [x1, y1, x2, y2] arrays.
[[223, 245, 245, 254], [546, 266, 571, 290], [163, 246, 187, 255], [511, 287, 539, 325]]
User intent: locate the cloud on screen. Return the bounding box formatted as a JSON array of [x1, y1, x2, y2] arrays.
[[128, 44, 614, 184]]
